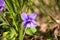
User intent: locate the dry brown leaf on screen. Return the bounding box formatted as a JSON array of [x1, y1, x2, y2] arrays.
[[40, 23, 48, 32], [34, 0, 39, 6]]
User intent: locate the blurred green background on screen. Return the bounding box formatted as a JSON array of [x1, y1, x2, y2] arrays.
[[0, 0, 60, 40]]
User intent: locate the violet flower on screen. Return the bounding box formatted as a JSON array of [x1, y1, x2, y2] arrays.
[[0, 0, 5, 11], [21, 12, 37, 28]]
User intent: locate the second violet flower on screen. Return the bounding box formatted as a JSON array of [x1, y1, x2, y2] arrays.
[[0, 0, 5, 11]]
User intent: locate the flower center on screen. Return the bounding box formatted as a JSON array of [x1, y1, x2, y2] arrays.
[[27, 19, 31, 23], [26, 16, 32, 23]]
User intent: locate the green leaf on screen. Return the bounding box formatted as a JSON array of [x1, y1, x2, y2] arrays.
[[47, 38, 51, 40], [4, 0, 14, 12], [3, 31, 9, 37], [8, 27, 17, 39], [30, 27, 37, 33], [3, 27, 17, 40], [26, 27, 37, 35]]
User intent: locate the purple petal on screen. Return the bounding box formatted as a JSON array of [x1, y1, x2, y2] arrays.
[[26, 20, 37, 28], [26, 23, 31, 27], [21, 12, 28, 20], [30, 20, 37, 27], [0, 7, 3, 11], [0, 0, 5, 6], [22, 21, 26, 27], [2, 2, 5, 6], [0, 0, 5, 11], [32, 20, 37, 26], [29, 13, 37, 19], [22, 21, 31, 27]]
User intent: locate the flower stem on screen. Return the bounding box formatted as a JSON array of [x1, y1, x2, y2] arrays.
[[19, 26, 24, 40], [23, 27, 28, 38]]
